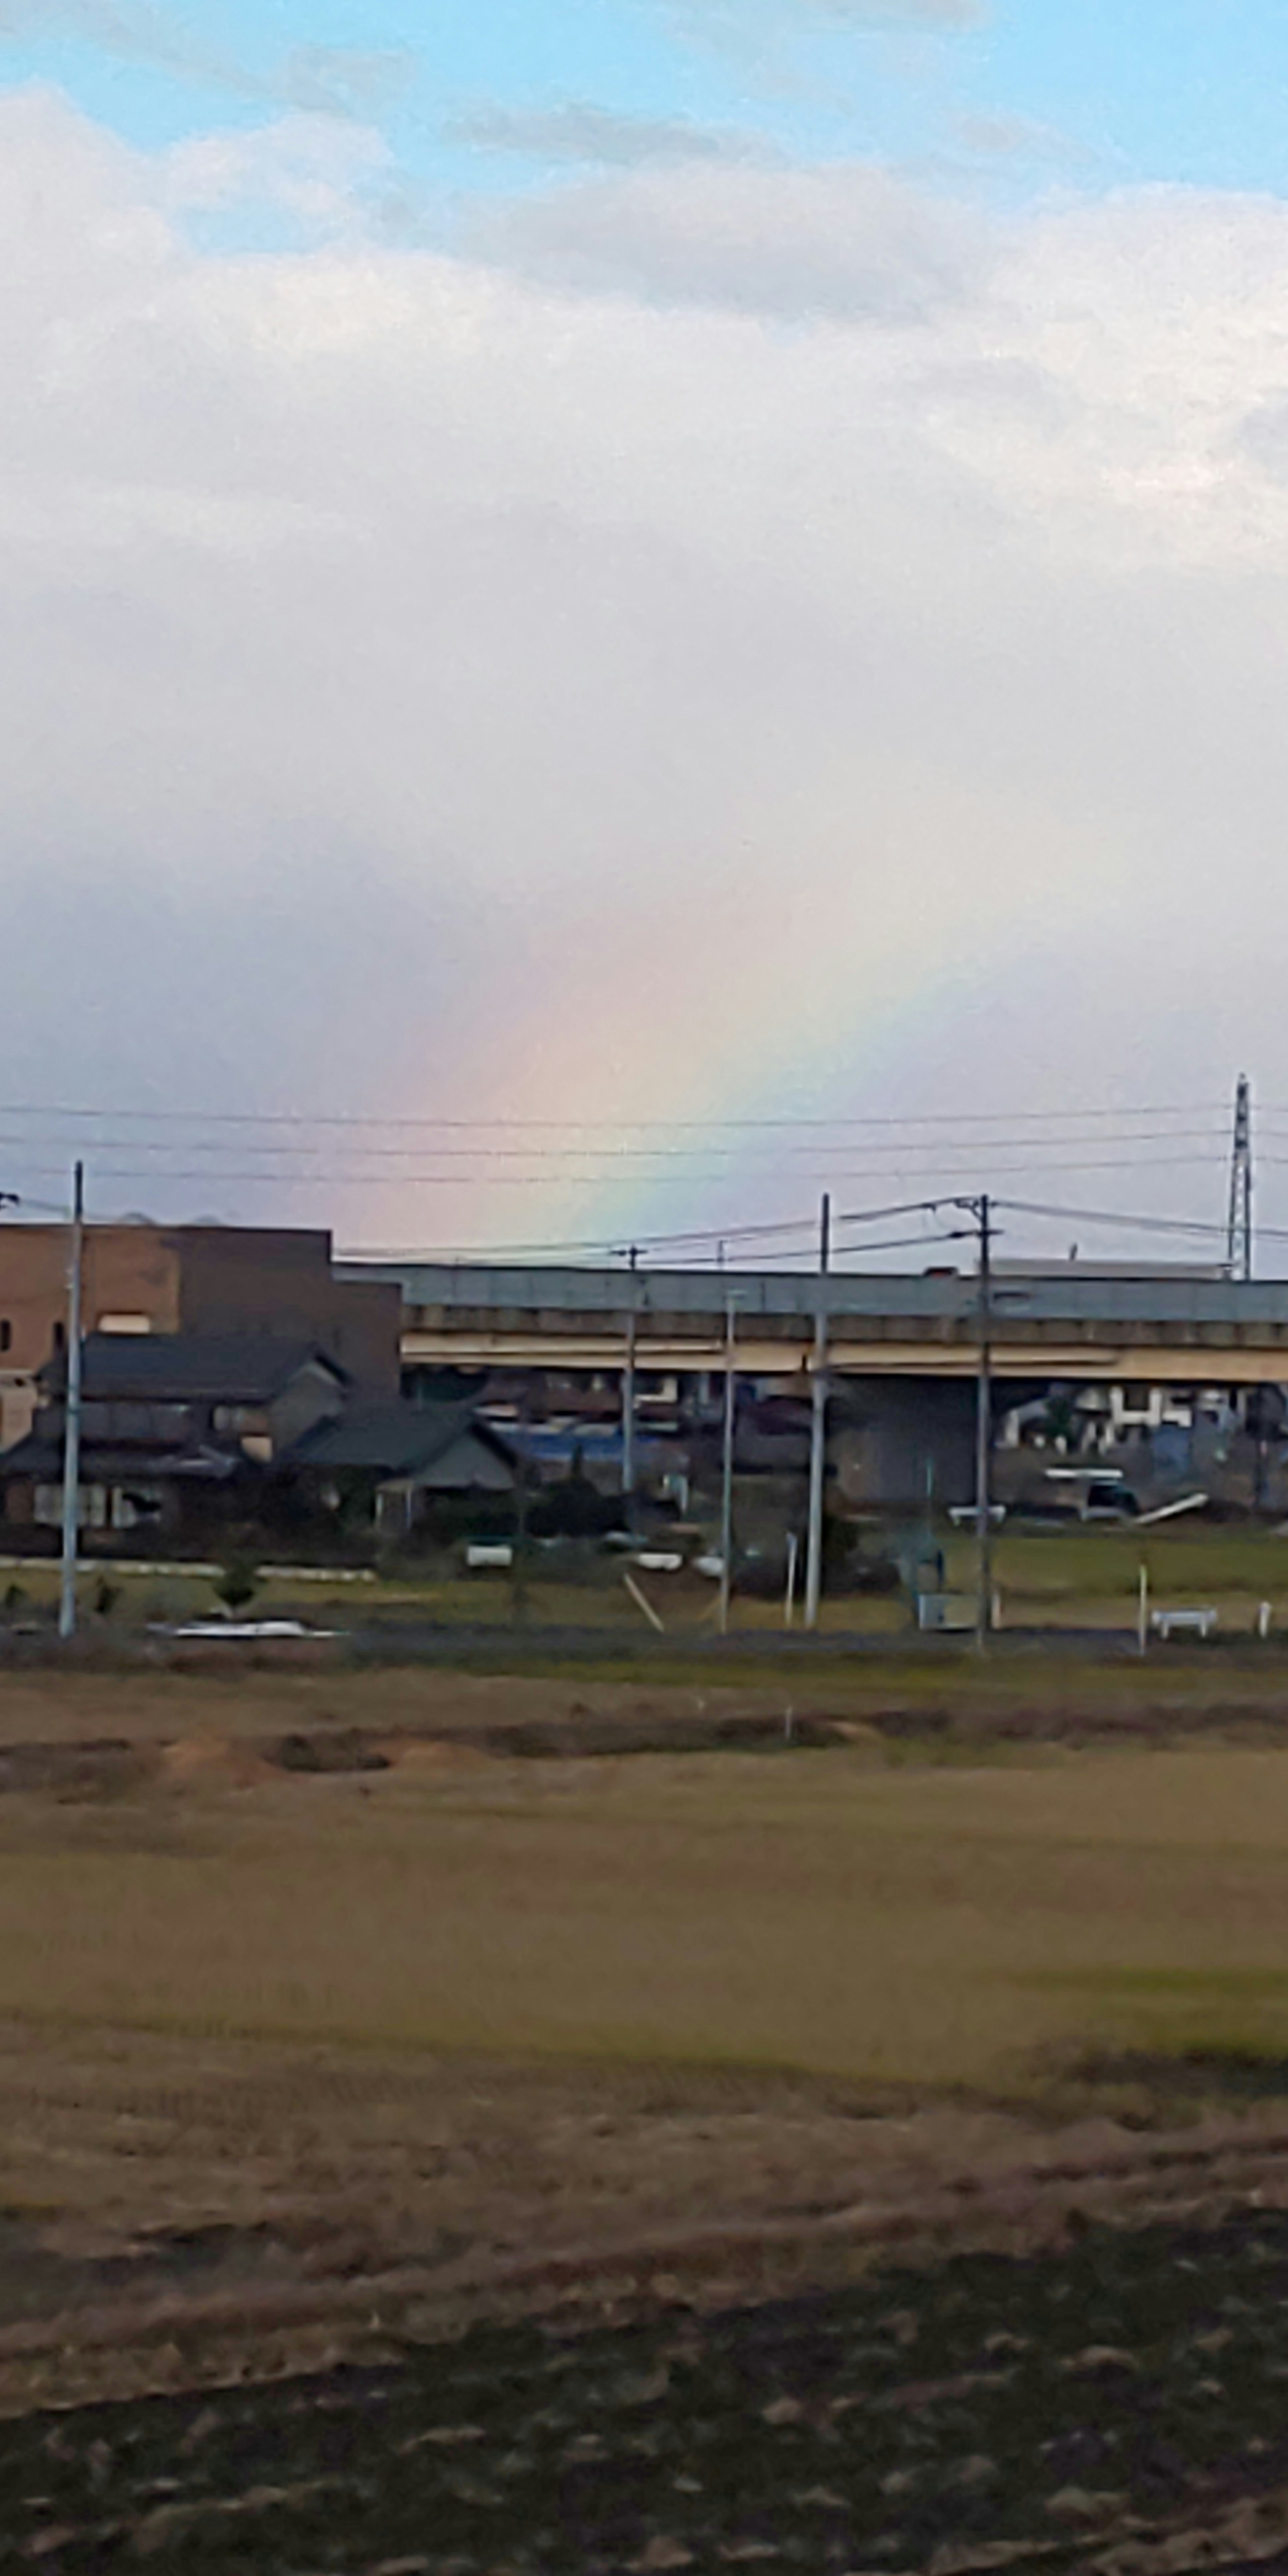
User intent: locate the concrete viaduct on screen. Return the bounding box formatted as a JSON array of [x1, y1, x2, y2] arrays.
[[341, 1262, 1288, 1391]]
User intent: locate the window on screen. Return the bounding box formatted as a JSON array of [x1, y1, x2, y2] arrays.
[[0, 1321, 10, 1354], [52, 1322, 65, 1353]]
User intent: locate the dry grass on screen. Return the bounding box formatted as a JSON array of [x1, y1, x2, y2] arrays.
[[11, 1520, 1288, 1643], [0, 1730, 1282, 2088]]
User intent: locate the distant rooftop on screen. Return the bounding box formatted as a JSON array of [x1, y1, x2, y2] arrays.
[[991, 1261, 1233, 1283]]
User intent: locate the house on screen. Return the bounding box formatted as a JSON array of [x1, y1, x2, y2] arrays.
[[287, 1401, 516, 1537], [0, 1335, 350, 1543], [0, 1220, 400, 1453]]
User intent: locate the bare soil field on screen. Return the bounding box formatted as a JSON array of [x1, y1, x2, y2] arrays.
[[13, 2204, 1288, 2572]]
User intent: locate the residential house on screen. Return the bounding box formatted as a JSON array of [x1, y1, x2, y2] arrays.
[[0, 1335, 349, 1544], [287, 1401, 516, 1538]]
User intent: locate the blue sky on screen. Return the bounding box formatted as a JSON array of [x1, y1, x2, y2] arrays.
[[6, 1, 1288, 219]]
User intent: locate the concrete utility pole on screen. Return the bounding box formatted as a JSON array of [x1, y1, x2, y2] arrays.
[[622, 1246, 639, 1512], [948, 1190, 995, 1654], [804, 1193, 831, 1632], [1228, 1074, 1253, 1283], [973, 1193, 994, 1657], [719, 1291, 738, 1638], [58, 1162, 85, 1644], [511, 1383, 530, 1628]]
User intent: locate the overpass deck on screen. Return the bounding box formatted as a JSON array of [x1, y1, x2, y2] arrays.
[[341, 1263, 1288, 1387]]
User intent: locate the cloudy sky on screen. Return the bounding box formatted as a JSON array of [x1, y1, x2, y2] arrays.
[[5, 0, 1288, 1260]]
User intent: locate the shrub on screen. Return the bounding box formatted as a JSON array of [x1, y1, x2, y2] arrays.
[[214, 1554, 261, 1617]]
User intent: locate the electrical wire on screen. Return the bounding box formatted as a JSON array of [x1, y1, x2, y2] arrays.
[[0, 1125, 1235, 1166], [0, 1150, 1236, 1194], [994, 1195, 1288, 1245], [0, 1099, 1233, 1134]]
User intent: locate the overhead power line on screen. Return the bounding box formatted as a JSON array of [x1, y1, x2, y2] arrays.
[[0, 1125, 1235, 1166], [0, 1099, 1234, 1136], [0, 1150, 1237, 1193], [992, 1195, 1288, 1246]]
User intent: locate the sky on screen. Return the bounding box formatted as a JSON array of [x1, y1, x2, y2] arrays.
[[5, 1, 1288, 1260]]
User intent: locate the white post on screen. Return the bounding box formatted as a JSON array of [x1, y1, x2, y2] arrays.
[[719, 1293, 737, 1637], [784, 1530, 799, 1630], [804, 1194, 831, 1631], [1137, 1561, 1149, 1658], [623, 1571, 665, 1634], [58, 1162, 85, 1644]]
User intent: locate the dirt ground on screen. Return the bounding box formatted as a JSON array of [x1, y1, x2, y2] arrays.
[[10, 1652, 1288, 1751], [13, 2204, 1288, 2571]]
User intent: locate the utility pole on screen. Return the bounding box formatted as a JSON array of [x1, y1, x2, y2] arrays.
[[973, 1193, 994, 1656], [948, 1191, 995, 1654], [804, 1192, 831, 1632], [622, 1247, 639, 1515], [58, 1162, 85, 1645], [719, 1291, 738, 1637], [511, 1382, 530, 1627], [1228, 1074, 1253, 1283]]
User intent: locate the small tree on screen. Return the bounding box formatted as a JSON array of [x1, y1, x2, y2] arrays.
[[214, 1553, 261, 1617]]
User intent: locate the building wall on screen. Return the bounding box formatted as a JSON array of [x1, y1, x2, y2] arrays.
[[266, 1365, 347, 1455], [0, 1226, 183, 1373], [173, 1232, 399, 1393], [0, 1226, 184, 1452]]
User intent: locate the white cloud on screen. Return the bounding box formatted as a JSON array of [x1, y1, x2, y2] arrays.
[[3, 85, 1288, 1245], [447, 99, 766, 169], [163, 112, 392, 244], [471, 159, 987, 320]]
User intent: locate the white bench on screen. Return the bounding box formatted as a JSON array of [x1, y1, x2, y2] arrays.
[[1150, 1607, 1218, 1642]]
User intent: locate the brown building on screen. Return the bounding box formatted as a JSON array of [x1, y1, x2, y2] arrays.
[[0, 1224, 399, 1450]]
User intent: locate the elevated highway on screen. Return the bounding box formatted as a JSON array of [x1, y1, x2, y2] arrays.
[[341, 1263, 1288, 1390]]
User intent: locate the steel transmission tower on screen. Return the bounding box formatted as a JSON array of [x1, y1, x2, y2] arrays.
[[1227, 1075, 1253, 1282]]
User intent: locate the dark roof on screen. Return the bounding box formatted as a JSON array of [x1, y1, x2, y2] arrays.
[[288, 1401, 513, 1480], [42, 1336, 348, 1404], [0, 1434, 239, 1482]]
